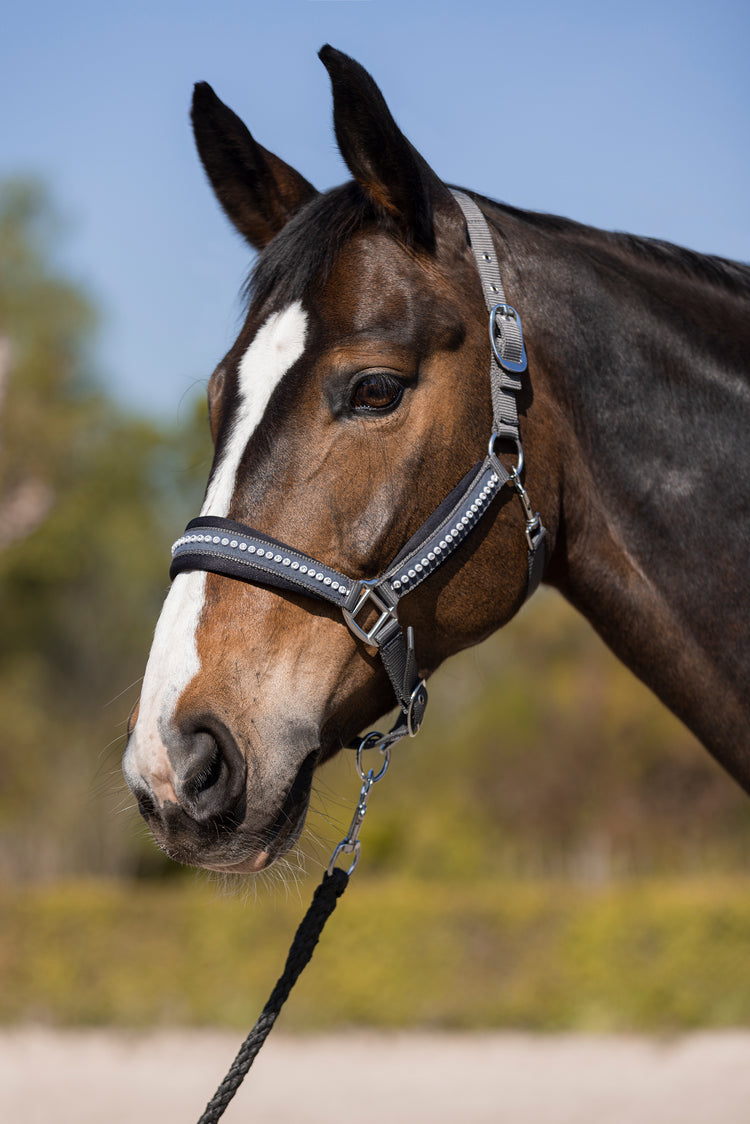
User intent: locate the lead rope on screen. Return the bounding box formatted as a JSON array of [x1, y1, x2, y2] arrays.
[[196, 868, 347, 1123], [195, 737, 391, 1123]]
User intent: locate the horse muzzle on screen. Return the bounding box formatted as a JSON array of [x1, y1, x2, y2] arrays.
[[122, 717, 318, 872]]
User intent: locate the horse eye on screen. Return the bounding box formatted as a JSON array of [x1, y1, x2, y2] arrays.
[[350, 372, 404, 413]]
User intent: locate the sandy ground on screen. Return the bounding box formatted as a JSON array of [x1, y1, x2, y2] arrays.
[[1, 1028, 749, 1123]]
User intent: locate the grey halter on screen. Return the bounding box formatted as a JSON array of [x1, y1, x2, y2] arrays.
[[170, 191, 547, 748]]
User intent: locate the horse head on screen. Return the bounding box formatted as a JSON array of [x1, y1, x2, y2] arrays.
[[122, 48, 549, 873]]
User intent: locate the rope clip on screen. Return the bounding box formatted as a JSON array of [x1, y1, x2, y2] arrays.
[[327, 732, 391, 877]]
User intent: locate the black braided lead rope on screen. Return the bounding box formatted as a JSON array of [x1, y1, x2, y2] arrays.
[[196, 866, 349, 1123]]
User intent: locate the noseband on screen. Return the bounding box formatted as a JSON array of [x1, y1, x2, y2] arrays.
[[170, 192, 547, 751]]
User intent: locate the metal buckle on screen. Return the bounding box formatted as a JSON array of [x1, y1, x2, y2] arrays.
[[342, 581, 399, 649], [489, 303, 527, 374]]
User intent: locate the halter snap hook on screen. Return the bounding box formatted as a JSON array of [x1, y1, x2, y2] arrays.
[[328, 735, 391, 877]]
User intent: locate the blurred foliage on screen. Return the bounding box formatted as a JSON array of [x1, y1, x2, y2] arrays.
[[2, 876, 750, 1031], [312, 592, 750, 883], [0, 179, 210, 879]]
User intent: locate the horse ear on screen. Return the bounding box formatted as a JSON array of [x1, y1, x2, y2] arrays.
[[191, 82, 318, 250], [318, 46, 452, 251]]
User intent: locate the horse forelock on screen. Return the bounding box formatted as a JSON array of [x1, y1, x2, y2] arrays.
[[244, 183, 378, 312]]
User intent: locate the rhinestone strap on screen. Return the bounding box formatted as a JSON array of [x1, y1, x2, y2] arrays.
[[171, 520, 352, 604]]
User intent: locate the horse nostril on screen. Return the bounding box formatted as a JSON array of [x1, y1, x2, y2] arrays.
[[175, 724, 246, 825], [137, 792, 157, 819], [181, 734, 223, 801]]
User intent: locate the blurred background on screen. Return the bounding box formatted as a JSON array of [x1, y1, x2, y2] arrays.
[[1, 0, 749, 1035]]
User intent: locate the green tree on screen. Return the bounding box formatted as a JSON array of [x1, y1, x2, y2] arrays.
[[0, 180, 210, 879]]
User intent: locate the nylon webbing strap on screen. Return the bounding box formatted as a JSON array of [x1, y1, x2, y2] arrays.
[[451, 190, 526, 444], [452, 189, 546, 602]]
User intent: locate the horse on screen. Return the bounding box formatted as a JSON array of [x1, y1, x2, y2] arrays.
[[122, 46, 750, 876]]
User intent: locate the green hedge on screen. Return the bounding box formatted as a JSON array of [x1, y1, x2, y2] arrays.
[[2, 876, 750, 1031]]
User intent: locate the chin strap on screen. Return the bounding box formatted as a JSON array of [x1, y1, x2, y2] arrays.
[[170, 190, 546, 748]]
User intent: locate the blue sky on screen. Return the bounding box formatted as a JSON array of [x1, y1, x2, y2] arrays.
[[2, 0, 748, 418]]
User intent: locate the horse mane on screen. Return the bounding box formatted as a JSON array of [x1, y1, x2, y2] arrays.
[[603, 230, 750, 297], [478, 194, 750, 299]]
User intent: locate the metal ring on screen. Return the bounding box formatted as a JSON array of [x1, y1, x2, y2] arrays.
[[354, 729, 384, 754], [327, 839, 361, 877], [355, 738, 391, 783], [488, 433, 524, 479]]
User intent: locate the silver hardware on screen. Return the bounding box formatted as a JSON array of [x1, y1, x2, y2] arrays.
[[406, 680, 428, 737], [355, 730, 392, 781], [489, 303, 527, 374], [342, 581, 399, 649], [327, 832, 362, 877], [524, 513, 542, 551], [488, 432, 524, 479], [328, 733, 391, 877], [510, 465, 542, 551]]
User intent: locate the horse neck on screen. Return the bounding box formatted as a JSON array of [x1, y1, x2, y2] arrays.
[[510, 213, 750, 787]]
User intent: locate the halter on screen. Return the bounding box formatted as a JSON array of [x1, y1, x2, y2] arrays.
[[170, 192, 547, 750]]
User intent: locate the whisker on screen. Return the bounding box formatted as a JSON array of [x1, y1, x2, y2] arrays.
[[103, 677, 144, 709]]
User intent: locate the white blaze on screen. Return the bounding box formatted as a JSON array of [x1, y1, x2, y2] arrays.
[[202, 303, 309, 516], [127, 303, 308, 789]]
